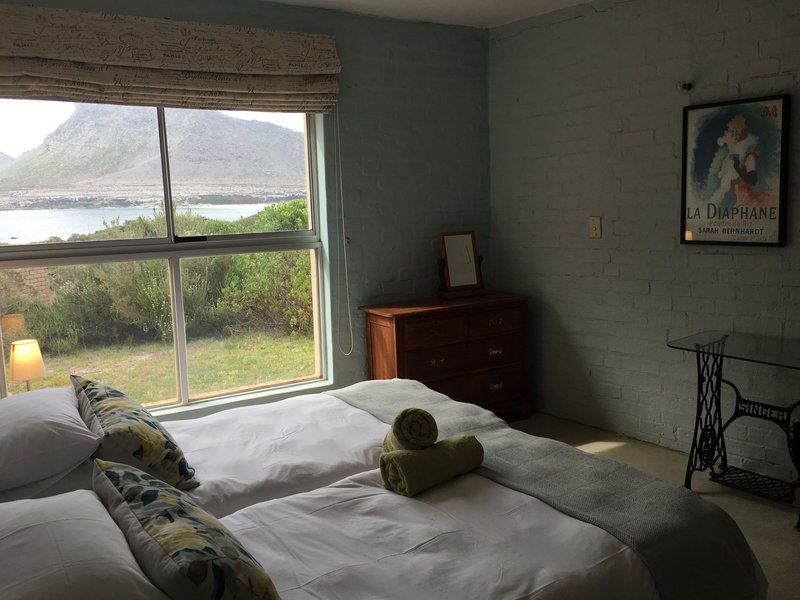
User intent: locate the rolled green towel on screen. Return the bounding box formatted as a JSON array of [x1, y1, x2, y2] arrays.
[[383, 407, 438, 451], [380, 434, 484, 497]]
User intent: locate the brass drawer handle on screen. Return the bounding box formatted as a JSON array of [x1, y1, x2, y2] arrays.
[[429, 358, 446, 368], [488, 382, 504, 392], [488, 346, 504, 357], [488, 316, 505, 328]]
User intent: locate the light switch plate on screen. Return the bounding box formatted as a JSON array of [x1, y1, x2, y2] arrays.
[[588, 216, 602, 239]]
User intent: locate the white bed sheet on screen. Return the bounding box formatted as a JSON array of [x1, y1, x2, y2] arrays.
[[223, 470, 659, 600], [164, 393, 389, 516]]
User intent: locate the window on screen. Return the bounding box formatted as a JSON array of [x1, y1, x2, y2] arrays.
[[0, 103, 167, 244], [0, 99, 324, 407]]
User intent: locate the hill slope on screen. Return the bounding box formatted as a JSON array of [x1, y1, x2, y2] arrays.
[[0, 104, 306, 197], [0, 152, 13, 170]]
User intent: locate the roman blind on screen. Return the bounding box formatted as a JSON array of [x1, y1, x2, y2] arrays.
[[0, 4, 341, 112]]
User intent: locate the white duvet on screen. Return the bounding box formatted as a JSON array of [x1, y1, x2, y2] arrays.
[[224, 470, 659, 600], [164, 393, 389, 516]]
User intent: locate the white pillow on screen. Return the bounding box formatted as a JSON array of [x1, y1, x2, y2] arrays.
[[0, 387, 100, 490], [0, 490, 168, 600]]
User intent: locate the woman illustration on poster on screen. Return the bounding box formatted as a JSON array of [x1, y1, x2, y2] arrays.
[[711, 114, 766, 208]]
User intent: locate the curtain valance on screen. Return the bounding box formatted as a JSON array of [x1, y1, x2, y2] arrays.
[[0, 4, 341, 112]]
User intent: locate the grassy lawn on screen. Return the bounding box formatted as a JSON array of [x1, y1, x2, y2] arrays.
[[6, 329, 317, 405]]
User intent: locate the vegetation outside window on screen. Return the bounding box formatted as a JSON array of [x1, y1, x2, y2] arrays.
[[0, 99, 324, 406]]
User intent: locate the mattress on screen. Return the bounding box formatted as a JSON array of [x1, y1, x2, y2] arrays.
[[223, 470, 659, 600]]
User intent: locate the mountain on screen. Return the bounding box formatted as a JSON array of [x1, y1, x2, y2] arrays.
[[0, 104, 306, 200], [0, 152, 13, 170]]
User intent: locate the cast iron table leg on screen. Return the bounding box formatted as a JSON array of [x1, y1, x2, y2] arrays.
[[685, 337, 728, 489]]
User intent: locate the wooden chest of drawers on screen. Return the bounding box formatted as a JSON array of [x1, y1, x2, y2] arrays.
[[359, 292, 530, 421]]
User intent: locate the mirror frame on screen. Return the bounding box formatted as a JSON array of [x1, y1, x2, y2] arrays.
[[439, 230, 483, 291]]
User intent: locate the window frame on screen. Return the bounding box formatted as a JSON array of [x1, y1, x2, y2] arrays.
[[0, 105, 327, 406]]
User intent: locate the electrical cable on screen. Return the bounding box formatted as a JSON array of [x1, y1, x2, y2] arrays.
[[333, 104, 354, 356]]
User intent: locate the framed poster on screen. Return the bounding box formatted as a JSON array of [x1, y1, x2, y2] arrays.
[[681, 94, 790, 246]]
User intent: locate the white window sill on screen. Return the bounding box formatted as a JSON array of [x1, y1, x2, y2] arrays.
[[153, 376, 334, 422]]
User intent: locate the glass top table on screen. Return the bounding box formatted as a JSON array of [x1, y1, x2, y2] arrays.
[[667, 330, 800, 371], [667, 330, 800, 517]]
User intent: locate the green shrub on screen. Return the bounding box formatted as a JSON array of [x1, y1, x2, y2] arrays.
[[182, 255, 238, 338], [23, 300, 80, 354], [101, 261, 173, 340], [223, 250, 313, 334]]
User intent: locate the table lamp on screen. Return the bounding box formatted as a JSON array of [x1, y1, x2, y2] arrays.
[[9, 339, 45, 392]]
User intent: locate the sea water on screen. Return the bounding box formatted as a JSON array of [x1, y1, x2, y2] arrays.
[[0, 205, 269, 245]]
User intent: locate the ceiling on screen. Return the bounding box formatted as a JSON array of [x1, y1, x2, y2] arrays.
[[263, 0, 588, 28]]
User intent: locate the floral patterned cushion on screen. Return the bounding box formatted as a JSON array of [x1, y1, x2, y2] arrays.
[[72, 375, 198, 490], [93, 460, 280, 600]]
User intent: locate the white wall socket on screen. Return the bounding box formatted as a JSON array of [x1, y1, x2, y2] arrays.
[[588, 216, 602, 239]]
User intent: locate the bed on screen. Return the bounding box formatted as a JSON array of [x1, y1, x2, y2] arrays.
[[0, 387, 391, 517], [223, 469, 659, 599], [0, 379, 767, 599], [329, 380, 767, 600]]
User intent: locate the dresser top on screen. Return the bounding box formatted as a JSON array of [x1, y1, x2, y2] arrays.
[[358, 291, 527, 318]]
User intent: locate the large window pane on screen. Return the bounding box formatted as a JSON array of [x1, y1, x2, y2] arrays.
[[0, 100, 167, 245], [0, 100, 323, 407], [0, 261, 177, 406], [181, 249, 319, 400], [164, 108, 310, 237]]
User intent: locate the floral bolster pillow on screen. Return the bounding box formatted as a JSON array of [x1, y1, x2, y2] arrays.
[[71, 375, 198, 490], [93, 459, 280, 600]]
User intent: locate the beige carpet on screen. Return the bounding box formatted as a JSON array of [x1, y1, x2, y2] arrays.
[[512, 413, 799, 600]]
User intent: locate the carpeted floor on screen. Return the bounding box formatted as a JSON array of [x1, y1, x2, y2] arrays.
[[512, 413, 799, 600]]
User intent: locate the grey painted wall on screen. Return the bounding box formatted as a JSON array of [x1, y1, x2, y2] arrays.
[[9, 0, 490, 400], [489, 0, 800, 479]]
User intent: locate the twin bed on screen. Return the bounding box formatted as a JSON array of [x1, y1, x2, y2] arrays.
[[0, 388, 389, 516], [0, 378, 766, 599]]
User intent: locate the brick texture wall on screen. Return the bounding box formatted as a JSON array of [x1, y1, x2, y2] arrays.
[[20, 268, 51, 304], [488, 0, 800, 479]]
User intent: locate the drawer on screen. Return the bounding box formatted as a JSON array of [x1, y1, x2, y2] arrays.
[[467, 334, 523, 369], [468, 307, 523, 338], [405, 346, 468, 380], [427, 375, 477, 405], [428, 365, 526, 415], [403, 316, 465, 349], [478, 366, 525, 405]]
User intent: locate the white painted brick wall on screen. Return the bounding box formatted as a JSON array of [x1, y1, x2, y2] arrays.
[[489, 0, 800, 480]]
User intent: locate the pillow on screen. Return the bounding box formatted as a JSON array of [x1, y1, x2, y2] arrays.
[[71, 375, 199, 490], [0, 489, 168, 600], [0, 387, 100, 491], [93, 460, 280, 600]]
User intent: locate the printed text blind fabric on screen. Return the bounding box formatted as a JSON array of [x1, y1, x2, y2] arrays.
[[0, 4, 341, 112]]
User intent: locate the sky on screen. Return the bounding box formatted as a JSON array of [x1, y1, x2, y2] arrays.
[[0, 99, 305, 158]]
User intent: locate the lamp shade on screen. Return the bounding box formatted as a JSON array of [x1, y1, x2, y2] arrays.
[[9, 339, 45, 382]]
